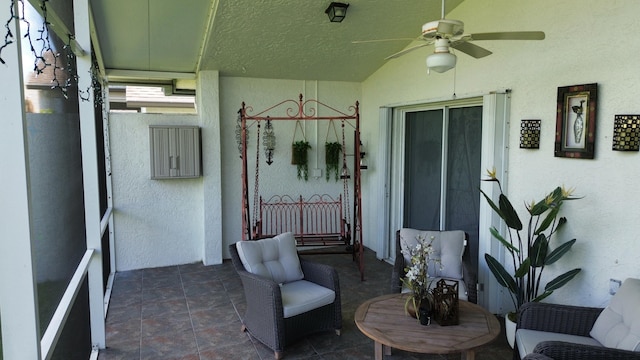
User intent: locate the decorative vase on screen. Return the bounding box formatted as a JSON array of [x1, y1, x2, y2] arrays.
[[505, 312, 516, 348], [405, 295, 432, 323], [418, 307, 432, 326]]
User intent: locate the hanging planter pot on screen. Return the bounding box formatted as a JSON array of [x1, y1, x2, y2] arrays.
[[291, 140, 311, 181], [325, 141, 342, 182]]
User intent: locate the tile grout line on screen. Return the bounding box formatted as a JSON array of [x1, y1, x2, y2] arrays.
[[178, 265, 203, 360]]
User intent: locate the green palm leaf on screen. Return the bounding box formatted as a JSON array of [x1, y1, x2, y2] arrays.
[[530, 234, 548, 267], [545, 239, 577, 265], [532, 290, 553, 302], [499, 194, 523, 230], [544, 268, 581, 291], [534, 207, 559, 234], [515, 258, 530, 278], [480, 189, 503, 219], [490, 227, 519, 253], [485, 254, 518, 294]]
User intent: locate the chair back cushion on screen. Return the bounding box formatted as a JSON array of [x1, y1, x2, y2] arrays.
[[590, 277, 640, 351], [235, 232, 304, 284], [399, 228, 465, 280]]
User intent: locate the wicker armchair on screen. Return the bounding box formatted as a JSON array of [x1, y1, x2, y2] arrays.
[[229, 242, 342, 359], [516, 302, 640, 360], [390, 229, 477, 304]]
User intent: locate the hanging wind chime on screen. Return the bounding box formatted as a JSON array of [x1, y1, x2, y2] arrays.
[[263, 117, 276, 165], [235, 109, 248, 158]]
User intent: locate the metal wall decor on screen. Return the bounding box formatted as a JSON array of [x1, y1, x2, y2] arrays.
[[612, 115, 640, 151], [520, 119, 541, 149], [555, 83, 597, 159]]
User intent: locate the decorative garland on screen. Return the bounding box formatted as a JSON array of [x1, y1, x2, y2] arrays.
[[1, 0, 98, 102]]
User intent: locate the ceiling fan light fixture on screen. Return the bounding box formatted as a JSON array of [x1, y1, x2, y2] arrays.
[[325, 2, 349, 23], [426, 52, 457, 73]]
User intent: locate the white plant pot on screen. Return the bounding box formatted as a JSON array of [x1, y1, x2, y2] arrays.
[[505, 313, 516, 349]]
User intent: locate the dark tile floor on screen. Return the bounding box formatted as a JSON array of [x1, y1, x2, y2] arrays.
[[99, 248, 512, 360]]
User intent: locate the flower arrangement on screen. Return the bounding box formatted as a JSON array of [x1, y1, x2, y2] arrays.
[[401, 234, 441, 318], [481, 168, 582, 321]]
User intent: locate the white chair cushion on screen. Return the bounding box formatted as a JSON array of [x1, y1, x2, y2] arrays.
[[400, 277, 468, 301], [590, 277, 640, 351], [280, 280, 336, 318], [516, 329, 603, 358], [235, 232, 304, 284], [399, 229, 465, 280]]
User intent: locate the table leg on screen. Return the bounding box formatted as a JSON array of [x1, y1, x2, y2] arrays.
[[374, 341, 382, 360], [461, 350, 475, 360], [374, 342, 391, 359]]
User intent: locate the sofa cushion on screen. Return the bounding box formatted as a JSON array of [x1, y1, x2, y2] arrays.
[[399, 229, 465, 280], [235, 232, 304, 284], [590, 278, 640, 351], [280, 280, 336, 318], [516, 329, 603, 358]]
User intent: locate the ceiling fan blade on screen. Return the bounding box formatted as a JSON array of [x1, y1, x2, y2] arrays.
[[352, 38, 416, 44], [450, 41, 492, 58], [385, 43, 430, 60], [466, 31, 546, 41]]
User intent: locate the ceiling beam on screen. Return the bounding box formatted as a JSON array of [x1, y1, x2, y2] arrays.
[[105, 69, 196, 83]]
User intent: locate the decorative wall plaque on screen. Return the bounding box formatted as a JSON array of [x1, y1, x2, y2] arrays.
[[612, 115, 640, 151], [520, 119, 541, 149]]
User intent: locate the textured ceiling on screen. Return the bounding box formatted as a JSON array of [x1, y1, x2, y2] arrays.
[[90, 0, 464, 83]]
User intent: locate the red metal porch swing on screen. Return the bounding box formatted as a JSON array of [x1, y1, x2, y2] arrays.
[[238, 94, 365, 280]]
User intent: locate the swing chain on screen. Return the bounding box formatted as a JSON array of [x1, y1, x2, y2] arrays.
[[252, 121, 261, 235], [341, 120, 351, 226]]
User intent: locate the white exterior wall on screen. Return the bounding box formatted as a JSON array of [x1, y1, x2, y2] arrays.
[[110, 79, 361, 270], [109, 113, 204, 270], [361, 0, 640, 309], [108, 0, 640, 309]]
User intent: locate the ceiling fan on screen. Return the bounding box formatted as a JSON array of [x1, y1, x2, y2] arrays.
[[354, 0, 545, 74]]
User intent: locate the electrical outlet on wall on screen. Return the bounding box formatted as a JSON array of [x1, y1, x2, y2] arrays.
[[609, 278, 622, 295]]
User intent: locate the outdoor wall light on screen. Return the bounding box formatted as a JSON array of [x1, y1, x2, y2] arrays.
[[325, 2, 349, 23]]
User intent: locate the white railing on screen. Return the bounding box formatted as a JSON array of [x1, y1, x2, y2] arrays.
[[40, 249, 94, 359]]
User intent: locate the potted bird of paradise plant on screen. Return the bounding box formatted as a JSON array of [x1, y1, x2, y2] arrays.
[[480, 168, 582, 348]]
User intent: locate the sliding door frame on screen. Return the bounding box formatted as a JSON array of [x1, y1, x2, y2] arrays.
[[376, 91, 510, 312]]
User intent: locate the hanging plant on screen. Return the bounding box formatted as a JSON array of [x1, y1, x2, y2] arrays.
[[291, 140, 311, 181], [325, 141, 342, 181]]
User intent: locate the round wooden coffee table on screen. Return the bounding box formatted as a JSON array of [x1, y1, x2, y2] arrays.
[[355, 293, 500, 360]]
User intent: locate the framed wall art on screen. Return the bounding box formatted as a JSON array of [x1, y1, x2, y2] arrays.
[[555, 83, 597, 158]]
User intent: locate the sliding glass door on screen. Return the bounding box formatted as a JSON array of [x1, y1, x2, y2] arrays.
[[403, 106, 483, 283]]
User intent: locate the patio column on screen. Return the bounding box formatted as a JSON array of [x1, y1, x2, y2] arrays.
[[0, 0, 41, 357]]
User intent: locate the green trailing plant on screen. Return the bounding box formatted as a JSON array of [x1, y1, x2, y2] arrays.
[[325, 142, 342, 181], [480, 168, 582, 321], [291, 140, 311, 181]]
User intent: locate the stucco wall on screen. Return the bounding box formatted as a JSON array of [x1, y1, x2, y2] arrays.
[[110, 80, 362, 270], [361, 0, 640, 310], [109, 113, 204, 270], [108, 0, 640, 311]]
